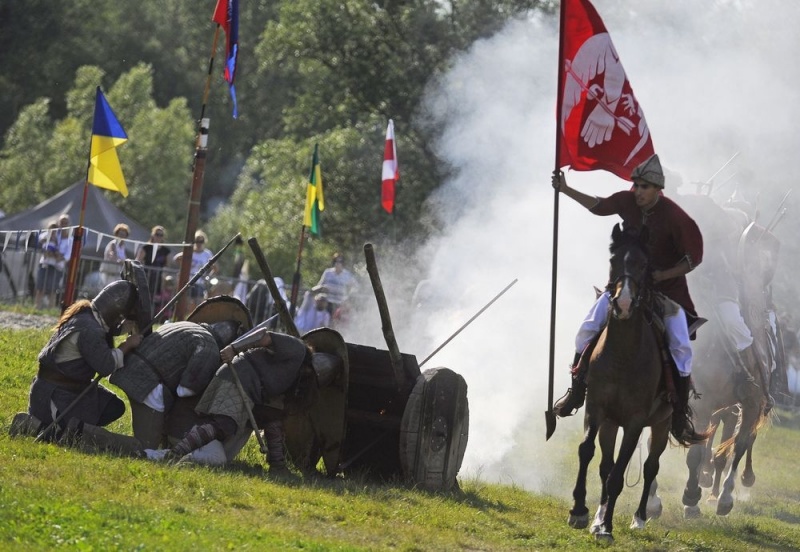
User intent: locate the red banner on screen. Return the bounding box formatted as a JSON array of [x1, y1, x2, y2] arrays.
[[557, 0, 654, 180]]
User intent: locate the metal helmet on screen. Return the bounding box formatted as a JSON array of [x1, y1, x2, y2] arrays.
[[204, 320, 243, 349], [92, 280, 138, 329]]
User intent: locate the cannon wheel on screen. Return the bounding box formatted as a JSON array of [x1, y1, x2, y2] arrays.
[[399, 367, 469, 491]]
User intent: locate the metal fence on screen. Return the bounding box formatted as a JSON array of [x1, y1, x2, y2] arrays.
[[0, 247, 283, 322]]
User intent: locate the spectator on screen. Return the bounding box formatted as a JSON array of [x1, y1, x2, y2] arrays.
[[135, 225, 171, 299], [294, 291, 331, 334], [101, 223, 130, 285], [54, 214, 73, 304], [34, 222, 60, 309], [315, 252, 357, 315]]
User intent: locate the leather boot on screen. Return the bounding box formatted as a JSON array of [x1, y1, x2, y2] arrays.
[[9, 412, 42, 438], [671, 375, 706, 446], [79, 422, 145, 457], [737, 345, 775, 413], [263, 420, 291, 475], [553, 352, 586, 418], [130, 401, 166, 449]]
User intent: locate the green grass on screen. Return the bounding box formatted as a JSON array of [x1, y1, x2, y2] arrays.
[[1, 327, 800, 550]]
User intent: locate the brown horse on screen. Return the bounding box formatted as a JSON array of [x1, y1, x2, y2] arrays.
[[681, 310, 771, 517], [569, 224, 689, 544]]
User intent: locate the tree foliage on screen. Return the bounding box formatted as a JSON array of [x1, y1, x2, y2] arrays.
[[1, 0, 548, 275]]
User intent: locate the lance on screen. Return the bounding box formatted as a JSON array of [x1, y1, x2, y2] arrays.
[[35, 233, 241, 442], [764, 189, 792, 233], [702, 151, 740, 195], [419, 279, 518, 368], [175, 22, 223, 320]]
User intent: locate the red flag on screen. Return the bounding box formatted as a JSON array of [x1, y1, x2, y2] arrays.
[[557, 0, 654, 180], [381, 119, 399, 213], [213, 0, 239, 118]]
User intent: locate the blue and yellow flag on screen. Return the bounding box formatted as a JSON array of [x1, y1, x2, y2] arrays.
[[303, 144, 324, 236], [88, 87, 129, 197]]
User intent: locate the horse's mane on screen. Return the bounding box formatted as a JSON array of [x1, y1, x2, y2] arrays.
[[609, 224, 650, 258]]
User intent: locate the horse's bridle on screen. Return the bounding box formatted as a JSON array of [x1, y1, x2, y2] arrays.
[[609, 255, 649, 319]]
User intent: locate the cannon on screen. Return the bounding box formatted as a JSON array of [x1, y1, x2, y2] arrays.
[[248, 239, 469, 491]]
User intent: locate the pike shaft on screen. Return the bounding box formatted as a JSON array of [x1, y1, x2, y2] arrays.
[[419, 278, 517, 368]]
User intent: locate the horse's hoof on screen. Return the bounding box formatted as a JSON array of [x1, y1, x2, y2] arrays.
[[706, 494, 718, 504], [630, 515, 647, 530], [741, 472, 756, 487], [684, 505, 702, 519], [682, 487, 701, 508], [716, 498, 734, 516], [647, 497, 663, 519], [699, 472, 713, 488], [594, 531, 614, 545], [568, 513, 589, 529]]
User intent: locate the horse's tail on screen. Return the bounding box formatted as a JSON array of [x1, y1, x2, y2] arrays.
[[714, 405, 771, 458]]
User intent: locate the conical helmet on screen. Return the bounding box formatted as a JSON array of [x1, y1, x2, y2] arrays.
[[92, 280, 137, 329]]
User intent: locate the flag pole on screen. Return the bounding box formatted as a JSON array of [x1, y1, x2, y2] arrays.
[[288, 225, 307, 318], [62, 87, 103, 311], [175, 25, 221, 320], [545, 0, 568, 441]]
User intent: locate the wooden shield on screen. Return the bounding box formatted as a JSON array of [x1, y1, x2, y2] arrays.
[[399, 367, 469, 491], [283, 327, 349, 476]]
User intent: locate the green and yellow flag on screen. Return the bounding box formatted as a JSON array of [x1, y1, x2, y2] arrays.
[[303, 143, 324, 235]]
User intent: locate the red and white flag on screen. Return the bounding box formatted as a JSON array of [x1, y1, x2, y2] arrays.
[[381, 119, 399, 213], [557, 0, 654, 180]]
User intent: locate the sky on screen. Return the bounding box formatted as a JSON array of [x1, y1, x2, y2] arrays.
[[338, 0, 800, 496]]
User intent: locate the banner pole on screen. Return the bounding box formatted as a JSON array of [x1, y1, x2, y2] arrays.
[[545, 0, 568, 441]]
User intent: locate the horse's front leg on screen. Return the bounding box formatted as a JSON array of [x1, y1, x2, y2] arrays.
[[683, 442, 704, 518], [590, 423, 617, 535], [711, 410, 737, 500], [717, 429, 756, 516], [633, 422, 669, 529], [569, 421, 599, 529], [717, 403, 760, 516], [595, 425, 645, 544]]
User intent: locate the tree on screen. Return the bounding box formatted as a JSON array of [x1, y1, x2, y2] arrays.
[[0, 64, 194, 237]]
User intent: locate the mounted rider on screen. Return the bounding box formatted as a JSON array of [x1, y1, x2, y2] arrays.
[[677, 193, 777, 413], [552, 154, 705, 440]]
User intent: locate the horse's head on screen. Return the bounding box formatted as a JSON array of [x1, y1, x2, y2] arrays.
[[608, 224, 650, 320]]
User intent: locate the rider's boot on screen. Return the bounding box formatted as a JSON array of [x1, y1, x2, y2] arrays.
[[553, 352, 586, 418], [737, 345, 775, 414], [672, 374, 707, 445]]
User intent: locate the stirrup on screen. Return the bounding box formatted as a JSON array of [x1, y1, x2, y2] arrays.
[[553, 388, 583, 418]]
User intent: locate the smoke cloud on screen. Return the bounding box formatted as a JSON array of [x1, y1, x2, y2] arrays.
[[352, 1, 800, 495]]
